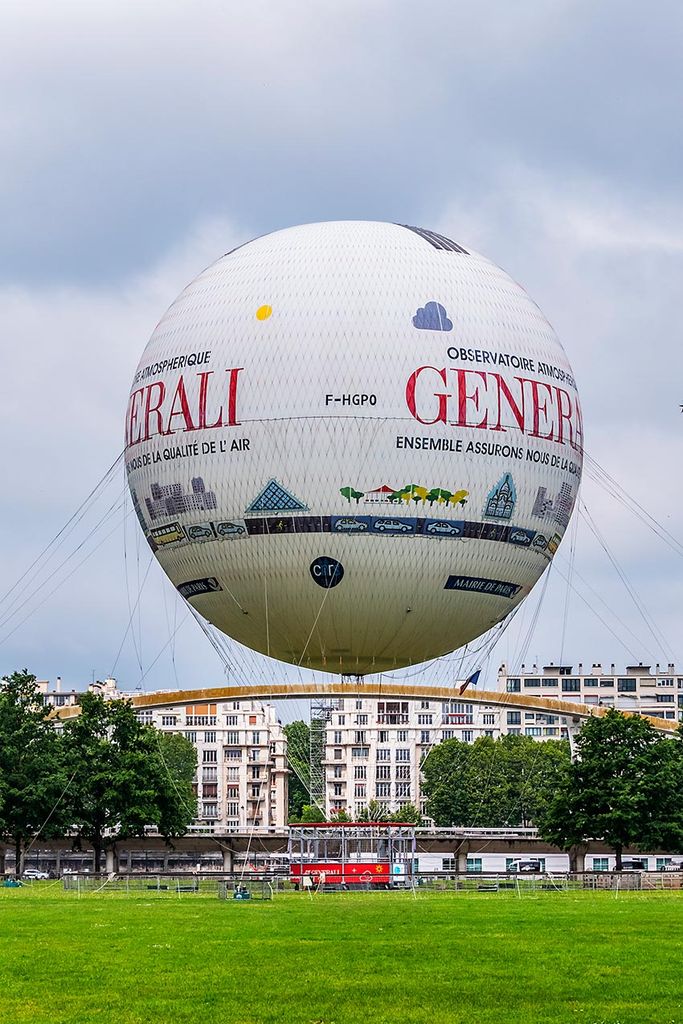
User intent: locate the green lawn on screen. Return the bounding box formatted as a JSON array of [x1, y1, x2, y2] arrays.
[[1, 887, 682, 1024]]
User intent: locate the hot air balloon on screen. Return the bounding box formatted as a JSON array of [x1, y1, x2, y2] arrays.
[[125, 221, 583, 674]]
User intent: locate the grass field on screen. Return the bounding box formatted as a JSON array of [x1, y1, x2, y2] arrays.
[[1, 886, 682, 1024]]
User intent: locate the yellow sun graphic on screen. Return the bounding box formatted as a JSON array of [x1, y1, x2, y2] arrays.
[[256, 305, 272, 321]]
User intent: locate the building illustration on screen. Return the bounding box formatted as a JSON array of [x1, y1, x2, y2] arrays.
[[484, 474, 516, 520], [531, 483, 573, 530], [145, 477, 218, 521]]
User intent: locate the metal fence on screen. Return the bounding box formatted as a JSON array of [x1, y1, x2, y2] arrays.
[[54, 869, 683, 897]]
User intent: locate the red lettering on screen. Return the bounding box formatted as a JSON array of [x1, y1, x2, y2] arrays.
[[555, 386, 574, 446], [197, 371, 223, 429], [126, 388, 144, 447], [226, 367, 243, 427], [493, 374, 525, 434], [453, 369, 488, 429], [405, 366, 449, 425], [527, 380, 555, 441], [143, 381, 166, 442], [166, 376, 196, 435]]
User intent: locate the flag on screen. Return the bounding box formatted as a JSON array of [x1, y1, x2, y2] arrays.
[[459, 669, 481, 695]]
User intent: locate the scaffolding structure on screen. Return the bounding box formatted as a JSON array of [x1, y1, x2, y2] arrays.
[[288, 822, 417, 887]]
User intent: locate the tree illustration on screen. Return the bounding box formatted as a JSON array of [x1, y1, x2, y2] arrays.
[[340, 486, 364, 504], [426, 488, 441, 506], [448, 489, 469, 507], [411, 486, 429, 505]]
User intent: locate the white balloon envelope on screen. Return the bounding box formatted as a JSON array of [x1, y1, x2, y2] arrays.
[[125, 221, 583, 674]]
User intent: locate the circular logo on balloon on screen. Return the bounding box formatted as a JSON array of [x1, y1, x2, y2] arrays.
[[309, 556, 344, 589]]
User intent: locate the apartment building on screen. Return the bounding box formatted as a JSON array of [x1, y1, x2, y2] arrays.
[[322, 696, 520, 820], [37, 679, 289, 831], [494, 662, 683, 727]]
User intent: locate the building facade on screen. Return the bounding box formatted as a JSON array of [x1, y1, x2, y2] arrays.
[[37, 679, 289, 831]]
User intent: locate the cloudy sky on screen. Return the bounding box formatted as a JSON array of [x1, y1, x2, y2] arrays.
[[2, 0, 683, 700]]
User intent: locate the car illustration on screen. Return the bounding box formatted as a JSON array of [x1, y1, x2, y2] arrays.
[[425, 521, 461, 536], [373, 519, 412, 533], [333, 518, 369, 532], [508, 529, 532, 546], [215, 521, 246, 537], [187, 523, 214, 541], [532, 534, 548, 549]]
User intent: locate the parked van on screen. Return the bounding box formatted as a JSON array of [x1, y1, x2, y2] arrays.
[[506, 859, 543, 874]]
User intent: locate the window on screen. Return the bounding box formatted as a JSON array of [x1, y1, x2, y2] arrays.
[[352, 747, 369, 758], [354, 784, 366, 799], [248, 714, 256, 724], [202, 767, 217, 782], [442, 858, 457, 871], [226, 767, 239, 781], [467, 858, 482, 873], [249, 749, 260, 761], [483, 713, 495, 725], [185, 731, 197, 744], [225, 748, 241, 761], [420, 731, 430, 744], [376, 765, 390, 780], [354, 765, 367, 780], [618, 678, 637, 692], [161, 715, 177, 727], [354, 731, 367, 744], [442, 730, 454, 740], [204, 731, 217, 743], [226, 801, 239, 817], [562, 679, 581, 692], [656, 858, 673, 870], [600, 679, 614, 687], [542, 678, 558, 687], [337, 714, 346, 725], [507, 711, 521, 725], [420, 701, 430, 709], [583, 678, 598, 688], [525, 727, 541, 737], [396, 783, 411, 798], [203, 749, 217, 763], [202, 803, 218, 818], [506, 678, 521, 692], [417, 714, 433, 725], [333, 731, 342, 744], [543, 728, 558, 736], [202, 783, 218, 798], [396, 749, 410, 762], [251, 732, 261, 744], [225, 715, 238, 726], [334, 749, 343, 760], [232, 702, 241, 710], [355, 700, 363, 710], [377, 701, 409, 724], [333, 783, 343, 796], [250, 786, 261, 799], [355, 714, 368, 725], [376, 748, 390, 762], [508, 728, 521, 736], [397, 730, 408, 742], [251, 766, 260, 779], [395, 765, 410, 780], [592, 858, 609, 872], [375, 782, 391, 798], [525, 712, 535, 720], [656, 693, 675, 703], [462, 730, 474, 743], [333, 765, 343, 778], [226, 785, 239, 799], [137, 711, 153, 724], [524, 678, 541, 688], [226, 731, 240, 744], [659, 678, 674, 687]]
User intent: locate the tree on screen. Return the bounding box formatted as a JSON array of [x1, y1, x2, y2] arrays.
[[537, 709, 683, 869], [284, 720, 311, 820], [0, 671, 70, 874], [291, 804, 325, 824], [389, 802, 422, 824], [63, 694, 195, 872], [421, 734, 570, 828], [357, 800, 389, 822], [150, 731, 197, 841]]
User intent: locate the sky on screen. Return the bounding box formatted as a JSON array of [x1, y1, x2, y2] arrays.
[[2, 0, 683, 704]]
